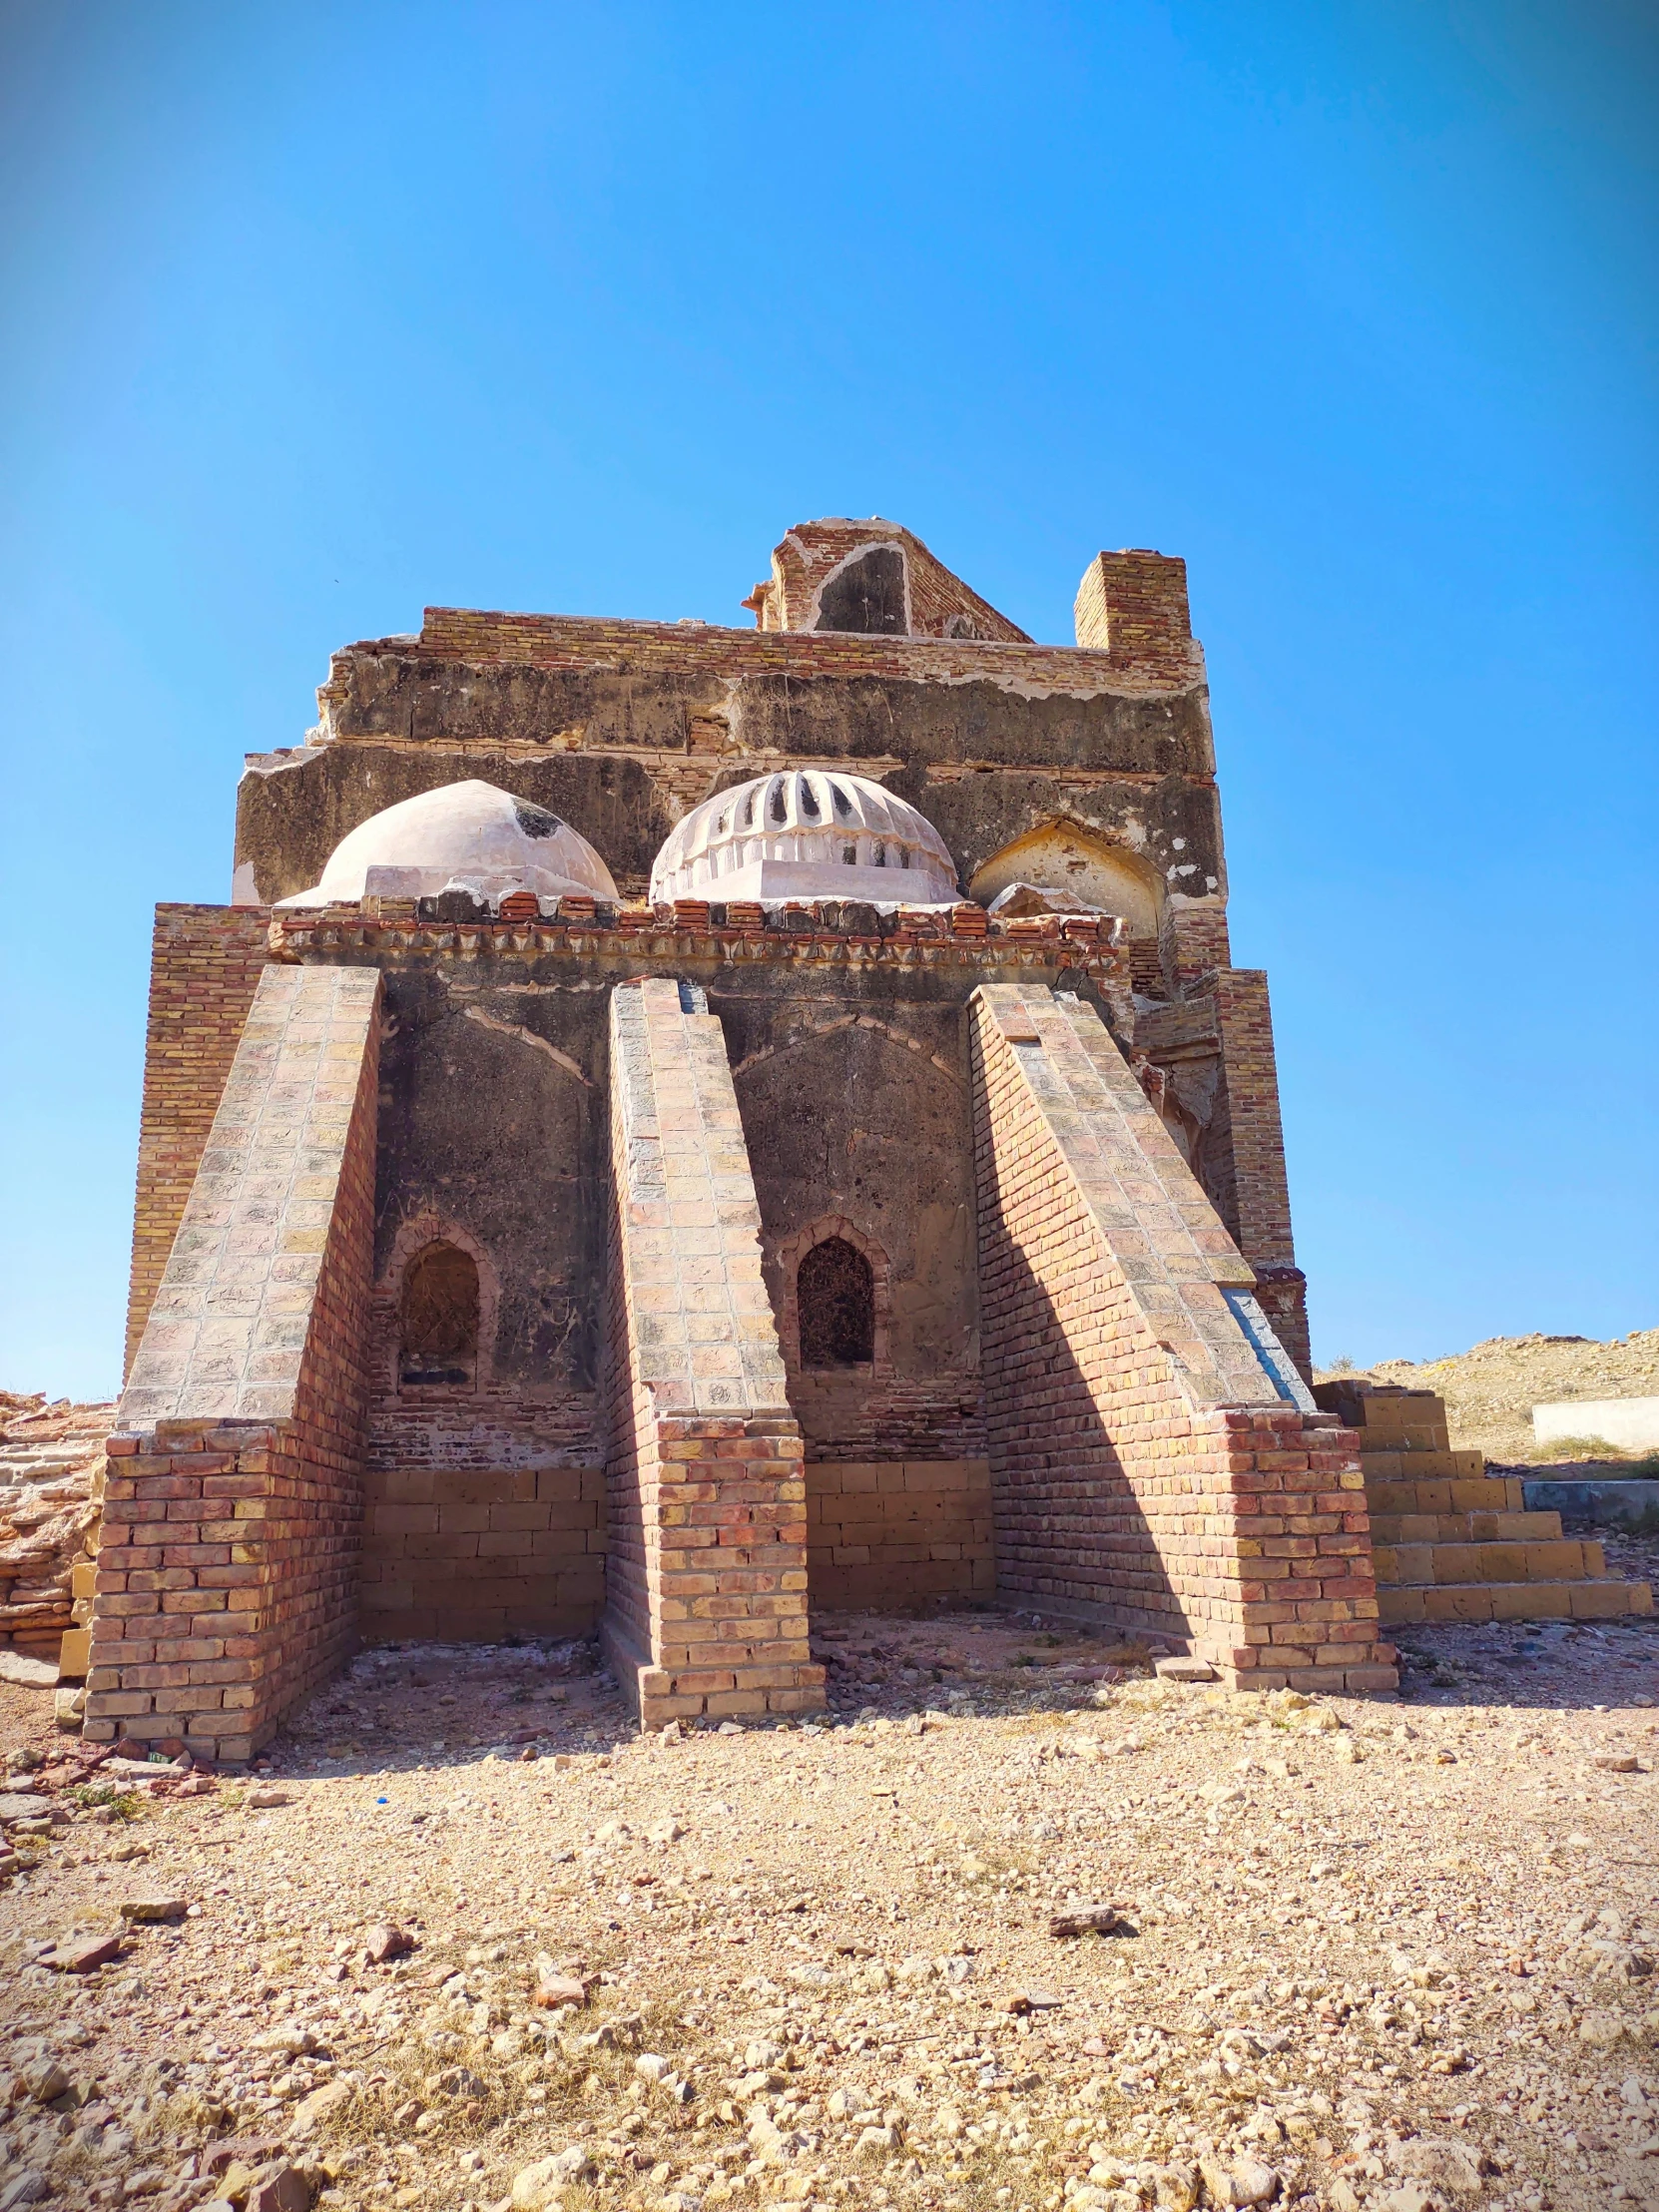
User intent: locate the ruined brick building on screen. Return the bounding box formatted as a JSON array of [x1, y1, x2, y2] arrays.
[[84, 517, 1412, 1760]]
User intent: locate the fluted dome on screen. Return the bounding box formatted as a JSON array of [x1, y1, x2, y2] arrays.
[[276, 781, 618, 909], [650, 771, 958, 906]]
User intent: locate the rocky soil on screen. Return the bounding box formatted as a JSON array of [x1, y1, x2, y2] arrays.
[[1318, 1333, 1659, 1466], [3, 1590, 1659, 2212]]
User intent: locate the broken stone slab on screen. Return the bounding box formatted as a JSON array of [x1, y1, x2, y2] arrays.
[[362, 1923, 413, 1963], [204, 2138, 288, 2175], [1153, 1655, 1217, 1682], [1387, 2137, 1483, 2195], [0, 1653, 59, 1689], [39, 1932, 122, 1973], [53, 1686, 85, 1730], [0, 1794, 50, 1824], [1048, 1905, 1136, 1939], [14, 2056, 72, 2101], [245, 2164, 316, 2212], [289, 2078, 353, 2134], [119, 1894, 188, 1923]]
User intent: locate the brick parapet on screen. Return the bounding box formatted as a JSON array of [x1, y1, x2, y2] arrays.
[[602, 979, 825, 1727], [1072, 550, 1199, 684], [969, 983, 1394, 1695], [125, 905, 273, 1378], [86, 964, 382, 1761], [382, 606, 1205, 702]]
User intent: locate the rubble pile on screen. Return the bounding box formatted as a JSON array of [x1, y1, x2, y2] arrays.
[[0, 1396, 110, 1663]]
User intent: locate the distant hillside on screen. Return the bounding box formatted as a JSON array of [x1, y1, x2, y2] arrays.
[[1317, 1329, 1659, 1464]]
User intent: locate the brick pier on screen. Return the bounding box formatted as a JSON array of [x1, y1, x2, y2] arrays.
[[970, 984, 1396, 1695], [602, 979, 826, 1728], [85, 964, 381, 1762]]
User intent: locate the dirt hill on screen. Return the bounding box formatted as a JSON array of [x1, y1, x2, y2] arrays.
[[1318, 1329, 1659, 1464]]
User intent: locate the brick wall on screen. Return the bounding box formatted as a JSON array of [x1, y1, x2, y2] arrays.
[[759, 521, 1033, 644], [602, 979, 826, 1728], [1205, 970, 1309, 1379], [86, 964, 382, 1761], [407, 608, 1201, 702], [1209, 973, 1296, 1270], [1072, 550, 1197, 682], [125, 905, 273, 1377], [358, 1464, 605, 1642], [807, 1460, 993, 1609], [1167, 903, 1233, 988], [969, 983, 1394, 1695]]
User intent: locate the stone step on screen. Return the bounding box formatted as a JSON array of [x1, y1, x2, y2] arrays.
[[1366, 1475, 1526, 1515], [1359, 1447, 1486, 1481], [1381, 1579, 1653, 1625], [1373, 1537, 1605, 1587], [1369, 1510, 1564, 1545], [1359, 1424, 1455, 1454]]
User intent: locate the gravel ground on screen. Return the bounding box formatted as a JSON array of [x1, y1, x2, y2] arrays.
[[3, 1587, 1658, 2212]]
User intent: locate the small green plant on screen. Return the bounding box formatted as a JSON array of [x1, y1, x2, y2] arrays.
[[70, 1784, 143, 1821]]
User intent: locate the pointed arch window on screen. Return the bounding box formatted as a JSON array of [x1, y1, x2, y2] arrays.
[[796, 1236, 875, 1369]]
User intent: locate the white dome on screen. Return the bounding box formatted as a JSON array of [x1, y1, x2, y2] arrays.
[[650, 770, 958, 905], [277, 781, 619, 909]]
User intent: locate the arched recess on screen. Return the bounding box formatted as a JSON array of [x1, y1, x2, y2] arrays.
[[968, 821, 1163, 936], [377, 1214, 500, 1394], [776, 1216, 892, 1380]]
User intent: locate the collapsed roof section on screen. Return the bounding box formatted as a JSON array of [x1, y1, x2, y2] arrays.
[[741, 518, 1033, 643]]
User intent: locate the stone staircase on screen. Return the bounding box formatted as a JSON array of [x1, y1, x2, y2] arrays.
[[1313, 1382, 1653, 1625]]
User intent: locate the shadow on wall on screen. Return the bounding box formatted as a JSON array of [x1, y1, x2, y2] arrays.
[[984, 1236, 1189, 1646]]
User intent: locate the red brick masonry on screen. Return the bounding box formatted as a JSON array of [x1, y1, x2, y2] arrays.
[[87, 965, 382, 1761], [125, 905, 273, 1377], [969, 984, 1395, 1695], [602, 979, 826, 1727]]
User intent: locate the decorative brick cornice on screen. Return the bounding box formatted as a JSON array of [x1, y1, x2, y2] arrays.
[[269, 896, 1129, 998]]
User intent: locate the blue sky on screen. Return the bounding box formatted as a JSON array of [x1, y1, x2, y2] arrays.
[[2, 1, 1654, 1399]]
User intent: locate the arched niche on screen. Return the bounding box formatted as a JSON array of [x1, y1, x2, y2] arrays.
[[797, 1236, 876, 1369], [377, 1214, 501, 1394], [968, 823, 1162, 936], [399, 1243, 480, 1388]]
